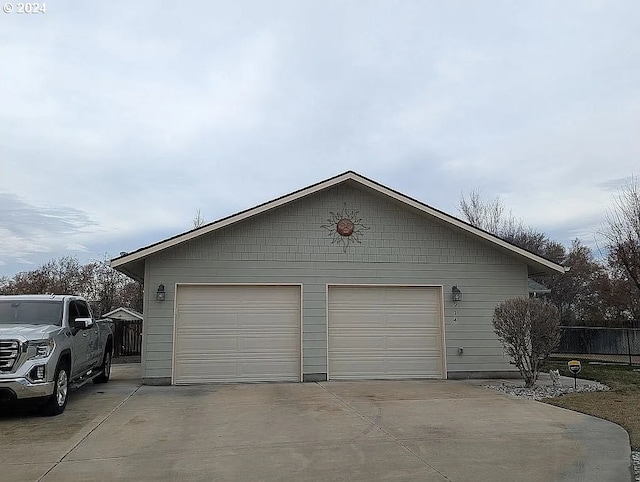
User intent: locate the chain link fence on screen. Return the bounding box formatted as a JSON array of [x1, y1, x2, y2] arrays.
[[553, 326, 640, 366]]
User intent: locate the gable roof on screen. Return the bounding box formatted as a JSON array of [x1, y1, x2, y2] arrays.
[[528, 279, 552, 294], [102, 307, 143, 320], [111, 171, 567, 281]]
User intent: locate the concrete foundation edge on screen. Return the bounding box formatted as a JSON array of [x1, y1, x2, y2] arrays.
[[141, 372, 521, 385], [303, 373, 327, 382], [447, 371, 521, 380], [143, 377, 172, 386]]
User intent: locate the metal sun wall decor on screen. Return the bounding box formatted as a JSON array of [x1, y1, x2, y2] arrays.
[[321, 204, 370, 252]]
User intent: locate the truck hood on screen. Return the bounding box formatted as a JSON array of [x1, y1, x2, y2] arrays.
[[0, 324, 63, 341]]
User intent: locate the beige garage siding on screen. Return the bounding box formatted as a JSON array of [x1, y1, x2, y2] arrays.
[[328, 285, 445, 380], [173, 285, 301, 384]]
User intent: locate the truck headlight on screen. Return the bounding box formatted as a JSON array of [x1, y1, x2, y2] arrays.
[[27, 339, 55, 360]]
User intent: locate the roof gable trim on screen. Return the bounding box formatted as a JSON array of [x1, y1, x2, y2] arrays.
[[111, 171, 354, 267], [352, 175, 566, 274], [102, 307, 143, 319], [111, 171, 565, 274]]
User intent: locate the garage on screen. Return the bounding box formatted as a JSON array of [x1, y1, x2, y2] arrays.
[[328, 285, 445, 380], [173, 285, 301, 384], [112, 172, 566, 384]]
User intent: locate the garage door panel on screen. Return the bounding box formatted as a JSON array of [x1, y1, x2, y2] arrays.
[[177, 285, 294, 303], [385, 333, 441, 350], [177, 334, 299, 352], [328, 286, 444, 380], [175, 361, 237, 381], [238, 359, 299, 378], [387, 311, 440, 321], [241, 311, 299, 329], [328, 356, 443, 380], [330, 286, 438, 303], [174, 362, 300, 383], [174, 285, 300, 384], [331, 334, 387, 350], [326, 360, 440, 379], [240, 334, 300, 351], [177, 335, 240, 352], [385, 357, 442, 376], [331, 349, 442, 358], [329, 334, 440, 351], [177, 313, 240, 328]]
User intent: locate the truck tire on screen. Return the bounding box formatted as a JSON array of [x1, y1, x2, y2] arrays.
[[40, 362, 69, 416], [93, 350, 111, 384]]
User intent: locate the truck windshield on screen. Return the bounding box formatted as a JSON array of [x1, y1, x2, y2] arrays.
[[0, 301, 63, 326]]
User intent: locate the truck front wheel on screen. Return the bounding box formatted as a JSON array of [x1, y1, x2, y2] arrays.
[[40, 362, 69, 416]]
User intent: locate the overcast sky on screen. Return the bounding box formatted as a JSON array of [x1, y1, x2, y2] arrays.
[[1, 1, 639, 277]]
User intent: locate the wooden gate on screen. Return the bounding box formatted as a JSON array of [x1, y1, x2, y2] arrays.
[[111, 319, 142, 357]]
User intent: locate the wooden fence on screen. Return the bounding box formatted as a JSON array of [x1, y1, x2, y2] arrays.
[[110, 319, 142, 357]]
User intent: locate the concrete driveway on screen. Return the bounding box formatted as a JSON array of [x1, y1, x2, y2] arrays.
[[0, 365, 632, 482]]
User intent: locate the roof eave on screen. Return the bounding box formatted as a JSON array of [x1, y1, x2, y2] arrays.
[[350, 175, 566, 275], [110, 171, 566, 276], [110, 171, 356, 268], [110, 261, 144, 283]]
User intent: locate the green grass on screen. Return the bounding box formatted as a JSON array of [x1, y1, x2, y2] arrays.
[[542, 359, 640, 450]]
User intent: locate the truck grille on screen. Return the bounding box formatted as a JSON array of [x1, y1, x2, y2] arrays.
[[0, 340, 20, 372]]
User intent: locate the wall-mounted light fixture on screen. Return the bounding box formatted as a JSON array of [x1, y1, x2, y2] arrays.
[[156, 284, 166, 301], [452, 285, 463, 302]]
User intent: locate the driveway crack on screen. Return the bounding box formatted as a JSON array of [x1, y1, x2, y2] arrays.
[[37, 384, 142, 481], [316, 383, 452, 481]]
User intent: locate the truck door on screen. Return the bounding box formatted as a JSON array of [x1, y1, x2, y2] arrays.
[[78, 300, 101, 368], [68, 300, 90, 377]]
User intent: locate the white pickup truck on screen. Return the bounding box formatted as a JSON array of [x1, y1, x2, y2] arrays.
[[0, 295, 113, 415]]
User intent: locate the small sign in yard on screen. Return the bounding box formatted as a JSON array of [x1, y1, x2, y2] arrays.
[[568, 360, 581, 389]]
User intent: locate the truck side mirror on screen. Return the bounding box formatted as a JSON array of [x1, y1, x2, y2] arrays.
[[73, 317, 93, 330]]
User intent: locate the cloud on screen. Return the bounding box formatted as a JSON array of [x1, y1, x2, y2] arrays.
[[0, 193, 97, 266], [597, 176, 638, 192], [65, 244, 90, 252], [0, 1, 638, 277]]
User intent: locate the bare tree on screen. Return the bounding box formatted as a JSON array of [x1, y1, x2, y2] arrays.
[[85, 255, 142, 317], [0, 256, 92, 296], [460, 187, 638, 326], [458, 189, 563, 261], [458, 189, 505, 234], [601, 176, 640, 293], [493, 298, 561, 388], [192, 208, 205, 229], [0, 256, 143, 317], [548, 240, 609, 325]]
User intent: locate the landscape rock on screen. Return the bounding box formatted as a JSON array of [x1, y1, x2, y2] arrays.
[[483, 381, 610, 401]]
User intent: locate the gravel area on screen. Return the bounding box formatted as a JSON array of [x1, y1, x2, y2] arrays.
[[483, 381, 610, 401], [483, 381, 639, 480]]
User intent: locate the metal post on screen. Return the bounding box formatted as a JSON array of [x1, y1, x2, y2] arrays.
[[627, 328, 633, 367]]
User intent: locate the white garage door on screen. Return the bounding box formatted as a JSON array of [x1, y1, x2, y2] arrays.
[[328, 286, 444, 380], [174, 285, 301, 384]]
